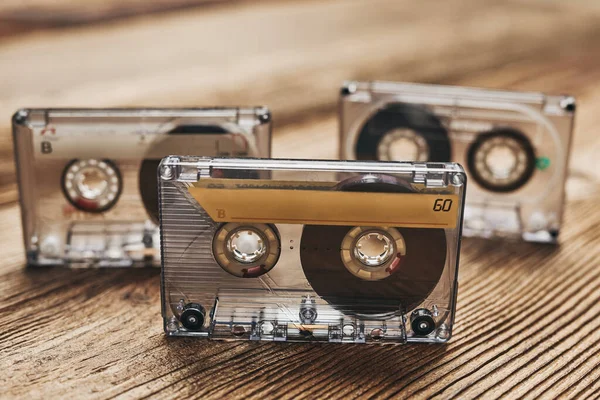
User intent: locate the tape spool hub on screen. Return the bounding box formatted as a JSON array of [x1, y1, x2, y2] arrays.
[[76, 167, 108, 198], [227, 228, 267, 263], [300, 174, 447, 317], [355, 231, 393, 266], [213, 223, 281, 278], [341, 227, 406, 281], [62, 159, 122, 212], [467, 128, 536, 192], [377, 128, 430, 162]]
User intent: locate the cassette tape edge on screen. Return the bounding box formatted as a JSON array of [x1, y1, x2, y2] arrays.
[[12, 109, 38, 265]]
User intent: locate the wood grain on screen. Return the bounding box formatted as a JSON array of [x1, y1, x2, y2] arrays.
[[2, 0, 600, 399], [0, 0, 239, 39]]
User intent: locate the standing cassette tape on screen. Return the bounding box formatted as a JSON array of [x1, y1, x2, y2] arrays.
[[159, 157, 466, 344], [12, 108, 271, 267], [340, 81, 575, 243]]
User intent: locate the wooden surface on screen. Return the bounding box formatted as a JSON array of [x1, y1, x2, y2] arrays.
[[2, 0, 600, 398], [0, 0, 238, 39]]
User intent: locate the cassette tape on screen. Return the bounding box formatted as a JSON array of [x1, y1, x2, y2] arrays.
[[159, 157, 466, 344], [339, 81, 575, 243], [12, 108, 271, 267]]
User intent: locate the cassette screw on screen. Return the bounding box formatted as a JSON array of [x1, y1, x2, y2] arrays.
[[40, 236, 60, 257], [342, 82, 358, 95], [560, 96, 576, 112], [13, 109, 29, 124], [437, 325, 450, 340], [167, 317, 179, 332], [258, 108, 271, 123], [260, 321, 274, 335], [160, 165, 173, 180], [342, 324, 356, 337], [370, 328, 384, 340], [451, 174, 465, 187], [299, 296, 318, 324], [232, 325, 246, 337]]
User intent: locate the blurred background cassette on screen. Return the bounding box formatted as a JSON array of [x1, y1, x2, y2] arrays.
[[339, 81, 575, 243], [12, 107, 270, 267]]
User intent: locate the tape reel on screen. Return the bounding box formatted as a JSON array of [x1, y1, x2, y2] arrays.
[[212, 222, 281, 278], [353, 102, 540, 193], [61, 124, 253, 224], [61, 157, 161, 222], [61, 159, 123, 213], [355, 103, 451, 163], [300, 174, 447, 317], [467, 127, 536, 192]]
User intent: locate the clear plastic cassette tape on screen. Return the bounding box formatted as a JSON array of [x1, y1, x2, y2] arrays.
[[12, 108, 271, 267], [339, 81, 575, 243], [159, 157, 466, 344]]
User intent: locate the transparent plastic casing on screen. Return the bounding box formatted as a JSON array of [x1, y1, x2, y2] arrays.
[[12, 108, 271, 267], [340, 81, 575, 243], [159, 157, 466, 344]]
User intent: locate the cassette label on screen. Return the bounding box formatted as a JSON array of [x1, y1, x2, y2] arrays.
[[189, 180, 458, 228], [33, 126, 251, 159]]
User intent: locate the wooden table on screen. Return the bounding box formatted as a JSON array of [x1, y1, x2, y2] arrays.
[[2, 1, 600, 398]]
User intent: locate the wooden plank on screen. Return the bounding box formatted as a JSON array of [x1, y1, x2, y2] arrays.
[[1, 0, 600, 398], [0, 0, 226, 15], [1, 61, 600, 397], [0, 0, 238, 38]]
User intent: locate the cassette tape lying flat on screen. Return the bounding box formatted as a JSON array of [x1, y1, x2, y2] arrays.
[[12, 108, 271, 267], [339, 81, 575, 243], [159, 157, 466, 344]]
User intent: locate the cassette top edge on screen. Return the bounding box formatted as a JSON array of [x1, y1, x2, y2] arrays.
[[12, 107, 271, 125], [342, 80, 575, 110], [160, 156, 465, 175]]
